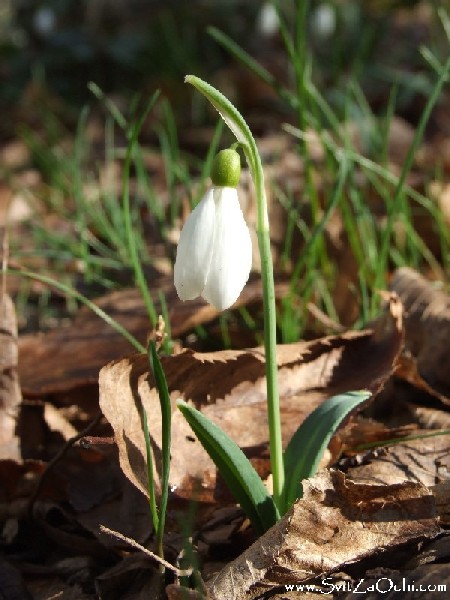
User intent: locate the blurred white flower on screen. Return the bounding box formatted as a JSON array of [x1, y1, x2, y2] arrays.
[[33, 7, 56, 37], [174, 187, 252, 311], [311, 3, 336, 39], [257, 3, 279, 37]]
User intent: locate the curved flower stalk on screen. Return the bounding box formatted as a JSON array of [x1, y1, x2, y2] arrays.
[[174, 149, 252, 311], [184, 76, 285, 510]]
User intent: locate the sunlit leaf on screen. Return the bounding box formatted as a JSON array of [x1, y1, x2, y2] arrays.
[[282, 390, 372, 513], [177, 399, 279, 534]]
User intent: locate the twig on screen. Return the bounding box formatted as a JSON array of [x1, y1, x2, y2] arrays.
[[76, 435, 115, 449], [99, 525, 193, 577]]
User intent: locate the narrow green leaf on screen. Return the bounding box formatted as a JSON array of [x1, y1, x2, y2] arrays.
[[177, 400, 279, 534], [148, 340, 172, 558], [282, 390, 371, 513], [122, 90, 160, 326], [140, 402, 159, 533]]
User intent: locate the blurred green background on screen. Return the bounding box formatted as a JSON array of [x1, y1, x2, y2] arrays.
[[1, 1, 445, 127]]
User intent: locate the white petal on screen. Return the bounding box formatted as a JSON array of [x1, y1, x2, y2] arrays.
[[203, 187, 252, 311], [174, 189, 215, 301]]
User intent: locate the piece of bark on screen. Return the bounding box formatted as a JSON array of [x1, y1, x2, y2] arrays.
[[0, 294, 21, 459]]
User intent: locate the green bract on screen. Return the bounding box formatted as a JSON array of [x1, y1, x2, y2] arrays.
[[211, 148, 241, 187]]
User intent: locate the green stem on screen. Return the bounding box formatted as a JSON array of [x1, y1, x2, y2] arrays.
[[254, 168, 284, 510]]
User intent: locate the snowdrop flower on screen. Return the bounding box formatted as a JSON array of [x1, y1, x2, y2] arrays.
[[257, 3, 279, 37], [311, 3, 336, 39], [174, 149, 252, 311]]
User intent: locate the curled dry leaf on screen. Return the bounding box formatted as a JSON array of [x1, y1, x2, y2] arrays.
[[98, 294, 403, 503], [206, 469, 439, 600], [390, 267, 450, 400], [0, 294, 21, 459]]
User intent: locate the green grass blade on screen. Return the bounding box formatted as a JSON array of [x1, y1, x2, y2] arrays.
[[375, 53, 450, 295], [122, 90, 160, 326], [177, 400, 279, 534], [148, 340, 172, 559], [88, 81, 128, 130], [290, 152, 349, 290], [282, 390, 371, 513], [9, 268, 145, 352]]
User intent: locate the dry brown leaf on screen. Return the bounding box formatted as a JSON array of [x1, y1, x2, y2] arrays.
[[166, 584, 207, 600], [264, 533, 450, 599], [35, 501, 106, 553], [74, 457, 153, 549], [0, 294, 21, 459], [395, 353, 450, 407], [27, 577, 94, 600], [410, 404, 450, 430], [338, 419, 418, 456], [98, 295, 403, 503], [431, 481, 450, 525], [18, 278, 289, 396], [95, 554, 164, 600], [347, 434, 450, 489], [206, 469, 439, 600], [390, 267, 450, 399]]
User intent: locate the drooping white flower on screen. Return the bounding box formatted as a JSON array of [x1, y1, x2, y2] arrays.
[[174, 185, 252, 311]]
